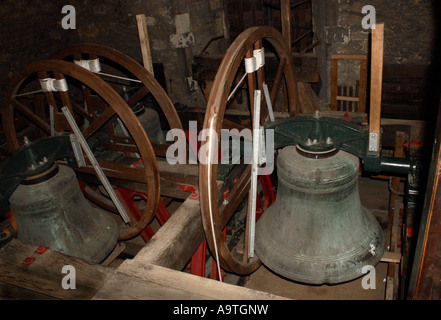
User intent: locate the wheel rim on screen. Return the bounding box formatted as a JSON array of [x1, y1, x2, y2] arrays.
[[199, 26, 298, 275], [2, 59, 160, 240], [49, 43, 183, 136]]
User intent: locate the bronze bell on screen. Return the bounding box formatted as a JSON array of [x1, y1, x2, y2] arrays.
[[9, 164, 119, 264], [255, 145, 385, 284]]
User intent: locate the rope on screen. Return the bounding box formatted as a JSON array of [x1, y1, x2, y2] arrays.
[[227, 48, 265, 102]]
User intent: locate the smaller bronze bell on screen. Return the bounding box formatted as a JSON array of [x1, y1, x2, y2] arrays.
[[255, 146, 385, 284], [9, 164, 119, 263]]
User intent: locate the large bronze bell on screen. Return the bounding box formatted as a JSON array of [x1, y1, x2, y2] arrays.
[[255, 145, 385, 284], [9, 164, 119, 264]]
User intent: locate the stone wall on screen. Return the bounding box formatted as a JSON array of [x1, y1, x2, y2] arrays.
[[0, 0, 227, 107], [312, 0, 436, 109]]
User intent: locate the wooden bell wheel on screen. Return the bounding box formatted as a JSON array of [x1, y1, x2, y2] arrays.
[[2, 59, 160, 240], [49, 43, 183, 139], [199, 26, 299, 275], [48, 44, 185, 229]]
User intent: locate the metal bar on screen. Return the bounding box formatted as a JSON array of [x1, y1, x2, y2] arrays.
[[96, 72, 142, 83], [61, 106, 131, 223], [380, 157, 411, 176], [247, 90, 261, 258], [262, 82, 275, 122], [12, 89, 44, 98]]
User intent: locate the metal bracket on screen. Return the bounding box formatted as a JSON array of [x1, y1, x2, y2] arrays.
[[369, 132, 380, 152]]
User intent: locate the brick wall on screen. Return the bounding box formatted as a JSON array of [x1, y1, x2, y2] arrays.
[[0, 0, 227, 107], [312, 0, 436, 109]]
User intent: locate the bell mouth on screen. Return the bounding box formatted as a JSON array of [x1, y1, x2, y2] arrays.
[[22, 163, 59, 185], [296, 144, 339, 159]]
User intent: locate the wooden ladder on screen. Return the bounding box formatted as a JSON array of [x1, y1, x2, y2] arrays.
[[330, 54, 368, 113]]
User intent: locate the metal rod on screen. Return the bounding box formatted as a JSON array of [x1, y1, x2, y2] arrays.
[[13, 89, 44, 98], [227, 72, 248, 102], [61, 106, 131, 224], [248, 89, 261, 258], [49, 105, 55, 136], [97, 72, 142, 83], [262, 82, 275, 122], [380, 157, 411, 176]]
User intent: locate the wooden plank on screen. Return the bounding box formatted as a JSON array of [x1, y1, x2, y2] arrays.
[[280, 0, 291, 50], [0, 281, 58, 300], [409, 98, 441, 299], [337, 95, 359, 102], [297, 81, 318, 114], [380, 251, 402, 264], [368, 23, 384, 145], [136, 14, 154, 75], [93, 260, 289, 300], [130, 193, 203, 270], [330, 58, 338, 111], [0, 239, 114, 299], [331, 54, 367, 60], [359, 58, 368, 112]]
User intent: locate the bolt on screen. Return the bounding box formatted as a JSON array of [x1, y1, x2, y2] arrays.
[[326, 137, 333, 145], [314, 110, 320, 118], [23, 136, 31, 145], [305, 138, 312, 146], [312, 139, 318, 145]]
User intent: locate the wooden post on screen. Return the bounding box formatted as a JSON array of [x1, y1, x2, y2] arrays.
[[281, 0, 292, 51], [330, 57, 338, 111], [359, 57, 368, 112], [136, 14, 154, 75], [368, 23, 384, 152]]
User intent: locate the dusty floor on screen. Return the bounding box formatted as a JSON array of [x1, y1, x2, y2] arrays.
[[244, 176, 397, 300]]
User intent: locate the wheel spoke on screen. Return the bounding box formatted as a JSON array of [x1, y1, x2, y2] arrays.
[[270, 57, 287, 112], [126, 85, 150, 107], [10, 99, 50, 134], [81, 106, 116, 140]]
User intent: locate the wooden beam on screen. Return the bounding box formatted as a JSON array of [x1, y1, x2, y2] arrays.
[[93, 260, 289, 300], [130, 193, 203, 270], [0, 239, 114, 299], [281, 0, 291, 51], [359, 57, 368, 112], [331, 54, 367, 60], [136, 14, 154, 75], [380, 251, 402, 264], [330, 58, 338, 111], [369, 23, 385, 149]]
